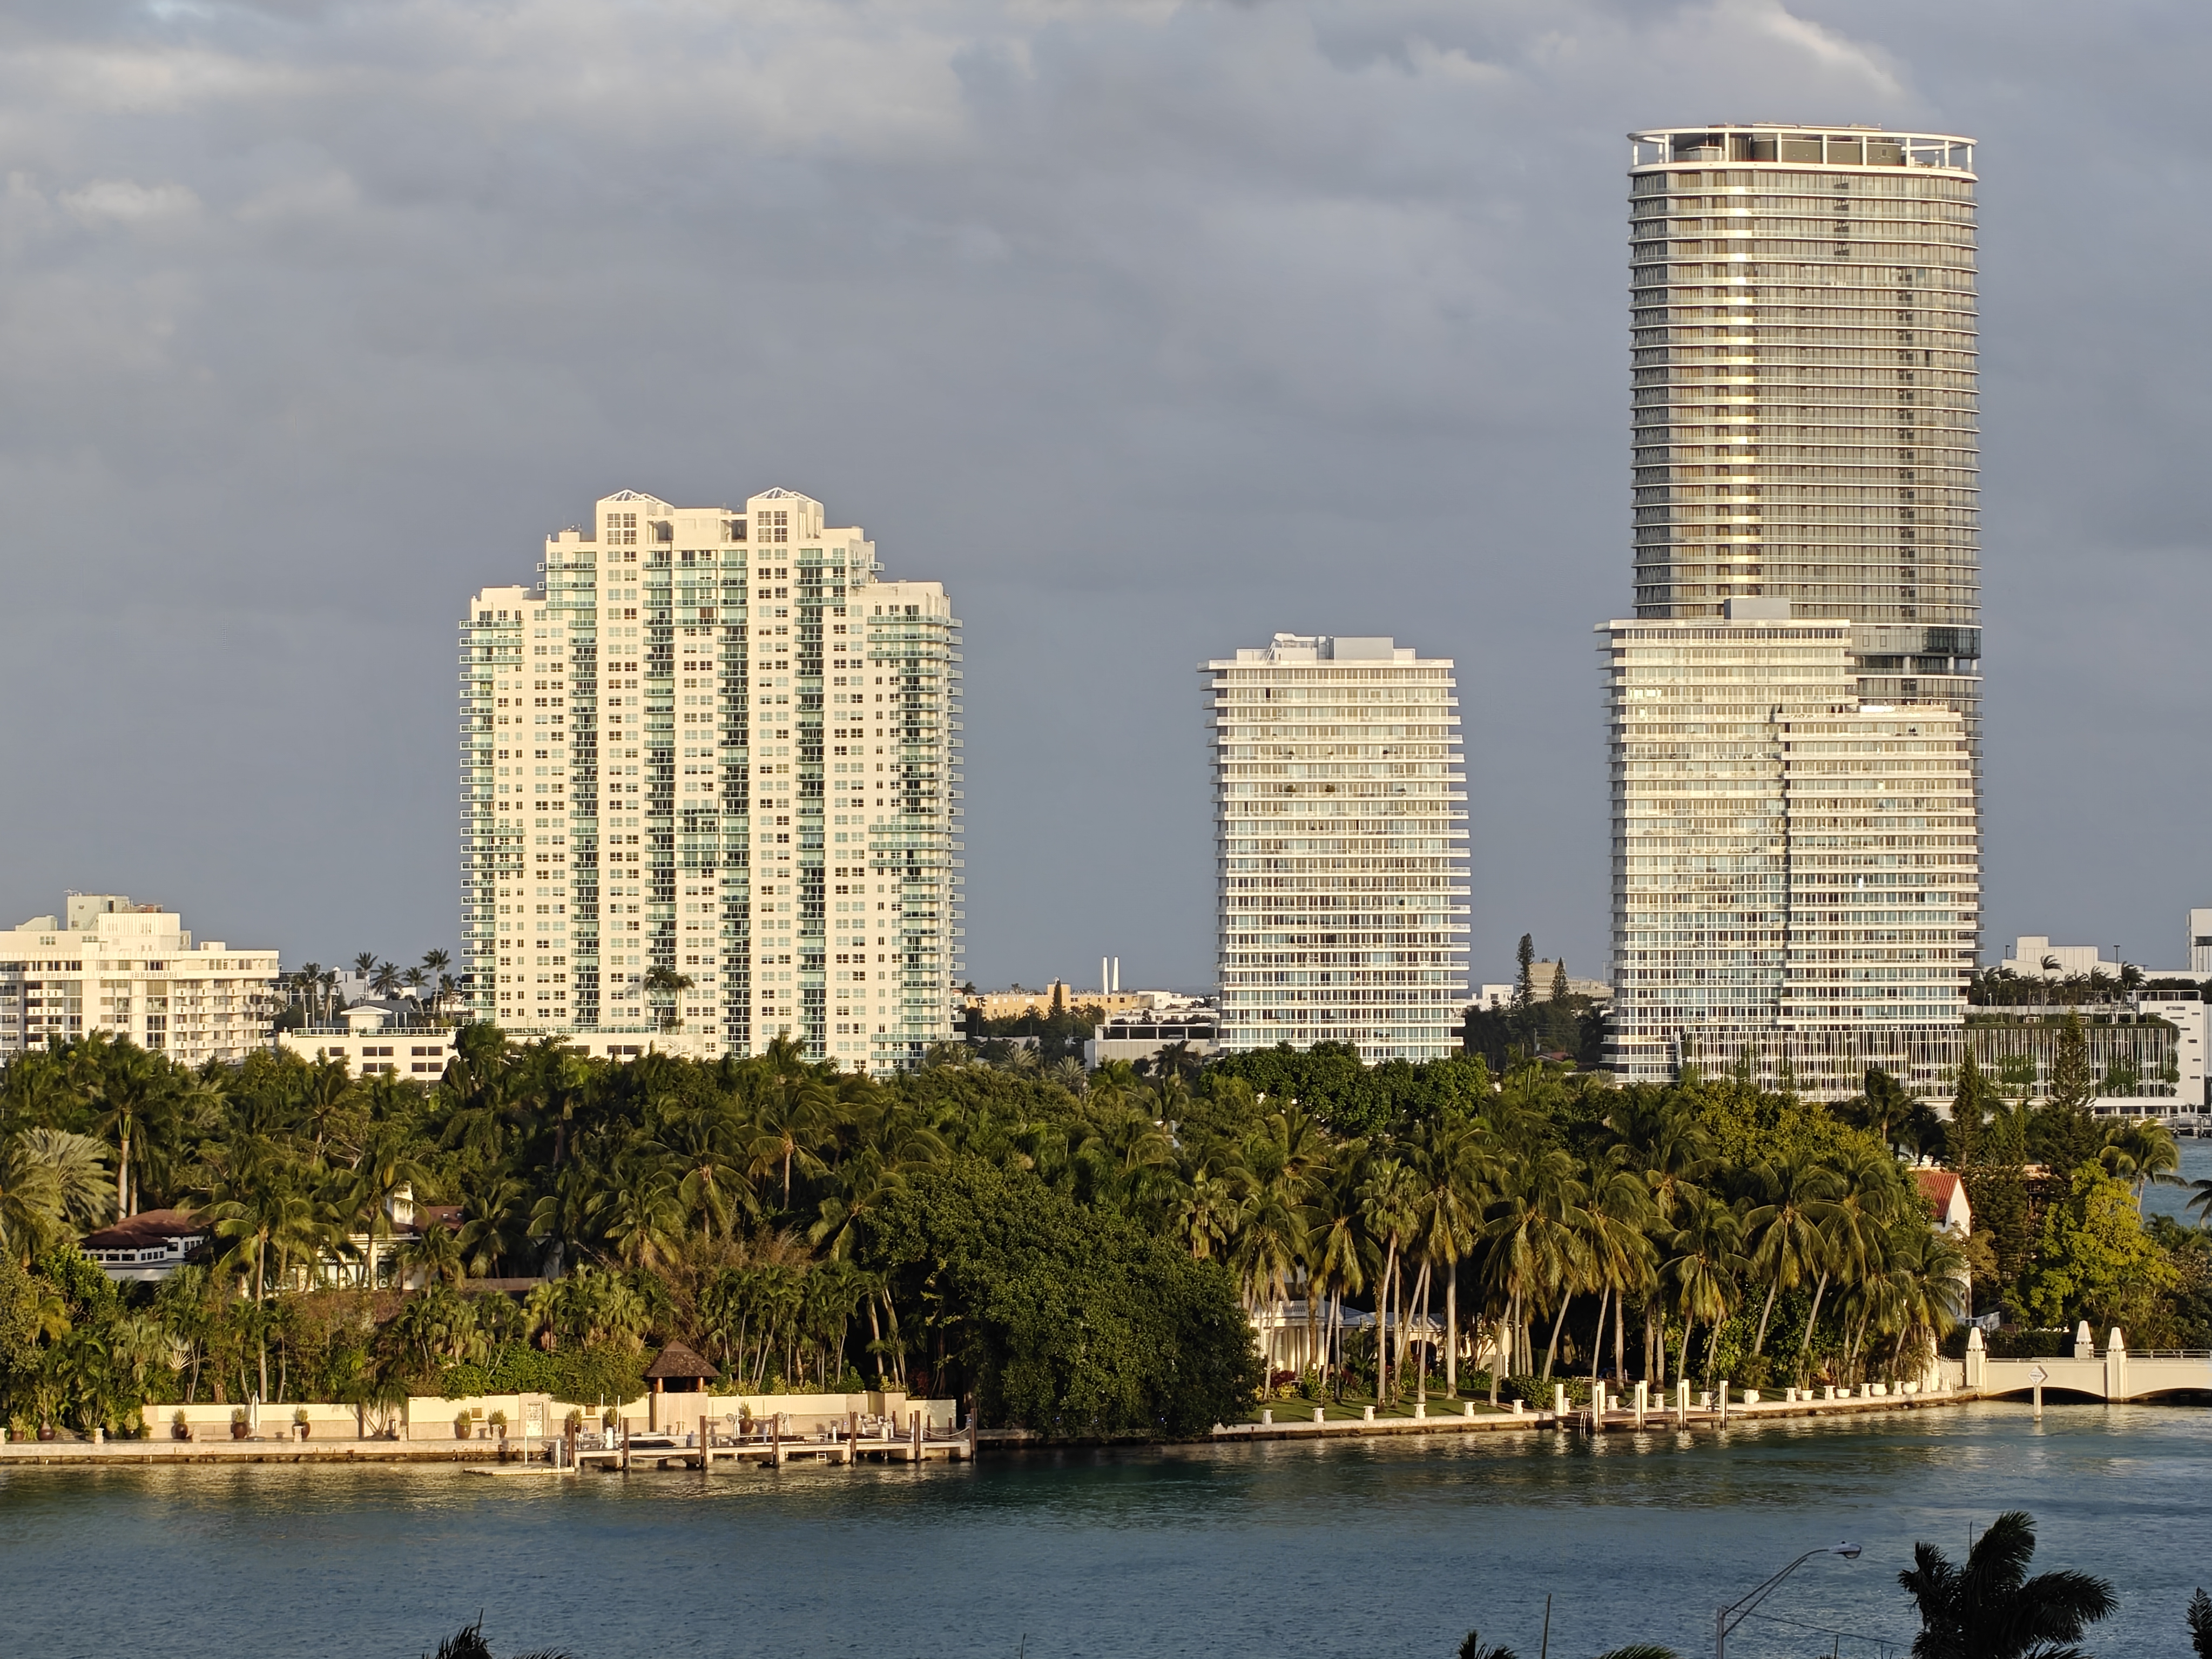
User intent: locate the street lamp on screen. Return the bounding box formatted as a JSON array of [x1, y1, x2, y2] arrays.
[[1715, 1542, 1862, 1657]]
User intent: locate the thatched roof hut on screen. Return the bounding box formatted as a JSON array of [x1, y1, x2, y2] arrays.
[[643, 1339, 718, 1394]]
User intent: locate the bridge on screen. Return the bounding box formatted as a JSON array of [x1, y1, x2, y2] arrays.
[[1969, 1323, 2212, 1401]]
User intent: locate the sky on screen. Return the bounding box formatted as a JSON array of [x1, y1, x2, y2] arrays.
[[2, 0, 2209, 993]]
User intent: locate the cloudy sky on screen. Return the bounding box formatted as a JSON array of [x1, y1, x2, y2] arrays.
[[2, 0, 2207, 991]]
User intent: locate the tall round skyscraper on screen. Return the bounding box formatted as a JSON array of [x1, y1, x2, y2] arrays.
[[1604, 125, 1984, 1098], [1627, 125, 1979, 727]]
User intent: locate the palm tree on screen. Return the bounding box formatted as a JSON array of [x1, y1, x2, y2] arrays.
[[2099, 1116, 2181, 1213], [1359, 1155, 1419, 1399], [347, 1124, 435, 1292], [1404, 1116, 1486, 1395], [353, 952, 379, 981], [643, 966, 696, 1032], [0, 1128, 114, 1260], [1478, 1143, 1585, 1380], [1898, 1509, 2114, 1658], [1741, 1149, 1843, 1356], [1304, 1143, 1369, 1397], [1176, 1163, 1239, 1262], [370, 960, 402, 998], [399, 1218, 467, 1287], [1580, 1157, 1657, 1393], [1667, 1191, 1743, 1384]]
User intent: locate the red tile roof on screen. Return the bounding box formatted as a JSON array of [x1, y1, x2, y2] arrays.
[[1916, 1170, 1961, 1208], [80, 1209, 205, 1252]]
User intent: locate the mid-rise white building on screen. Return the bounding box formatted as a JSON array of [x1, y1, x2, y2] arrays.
[[1602, 605, 1980, 1098], [1204, 634, 1468, 1062], [0, 894, 278, 1063], [460, 489, 962, 1074], [1998, 937, 2121, 980]]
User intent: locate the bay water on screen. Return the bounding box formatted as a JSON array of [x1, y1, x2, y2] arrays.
[[4, 1401, 2209, 1658]]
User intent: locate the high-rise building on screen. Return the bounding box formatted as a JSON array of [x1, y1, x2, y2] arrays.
[[1609, 124, 1984, 1099], [1205, 634, 1467, 1062], [0, 894, 277, 1064], [1627, 125, 1980, 733], [1599, 609, 1978, 1096], [460, 489, 962, 1075]]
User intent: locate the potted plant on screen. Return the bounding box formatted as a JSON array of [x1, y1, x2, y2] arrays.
[[173, 1410, 192, 1442], [564, 1408, 584, 1437], [454, 1410, 474, 1441], [488, 1408, 508, 1440], [230, 1408, 249, 1441], [294, 1406, 312, 1441]]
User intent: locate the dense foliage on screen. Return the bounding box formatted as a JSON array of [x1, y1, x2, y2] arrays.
[[0, 1022, 2016, 1438], [1942, 1046, 2212, 1345]]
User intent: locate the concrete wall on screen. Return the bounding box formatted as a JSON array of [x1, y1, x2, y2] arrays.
[[150, 1388, 959, 1442]]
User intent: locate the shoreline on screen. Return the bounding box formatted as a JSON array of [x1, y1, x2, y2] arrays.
[[0, 1390, 1996, 1466], [1215, 1387, 1984, 1444]]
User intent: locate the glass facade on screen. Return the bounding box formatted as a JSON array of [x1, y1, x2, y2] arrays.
[[1627, 125, 1980, 736], [1600, 616, 1979, 1096]]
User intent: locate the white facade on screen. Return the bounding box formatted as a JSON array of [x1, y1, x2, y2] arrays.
[[1602, 610, 1980, 1098], [1205, 635, 1468, 1062], [2136, 989, 2208, 1111], [460, 489, 961, 1075], [0, 895, 278, 1063], [1998, 936, 2120, 980]]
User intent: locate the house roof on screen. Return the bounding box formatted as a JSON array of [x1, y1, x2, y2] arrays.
[[643, 1339, 719, 1381], [81, 1209, 205, 1251], [1916, 1169, 1972, 1230]]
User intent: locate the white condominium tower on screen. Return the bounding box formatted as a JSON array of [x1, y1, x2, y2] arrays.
[[460, 489, 962, 1074], [1205, 635, 1467, 1062], [1600, 610, 1979, 1096], [1610, 120, 1982, 1098], [1627, 125, 1980, 735]]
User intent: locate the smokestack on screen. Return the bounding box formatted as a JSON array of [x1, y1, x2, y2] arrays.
[[1102, 956, 1109, 997], [1112, 957, 1120, 993]]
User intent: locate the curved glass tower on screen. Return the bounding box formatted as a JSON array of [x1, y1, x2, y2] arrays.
[[1627, 125, 1980, 727], [1604, 125, 1984, 1098]]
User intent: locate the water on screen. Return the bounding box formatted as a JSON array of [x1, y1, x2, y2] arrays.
[[2142, 1137, 2212, 1226], [3, 1404, 2208, 1658]]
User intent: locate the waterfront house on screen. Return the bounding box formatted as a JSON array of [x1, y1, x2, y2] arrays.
[[81, 1209, 207, 1283]]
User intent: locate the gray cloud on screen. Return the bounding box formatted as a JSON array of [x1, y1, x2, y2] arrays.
[[0, 0, 2204, 988]]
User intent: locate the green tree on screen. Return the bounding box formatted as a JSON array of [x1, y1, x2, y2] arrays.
[[2033, 1011, 2103, 1184], [1897, 1509, 2114, 1659], [2021, 1165, 2177, 1333]]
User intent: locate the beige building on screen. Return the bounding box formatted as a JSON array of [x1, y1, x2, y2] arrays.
[[1627, 124, 1982, 737], [965, 982, 1155, 1021], [0, 894, 278, 1063], [1205, 635, 1469, 1062], [1602, 607, 1979, 1097], [460, 489, 962, 1075]]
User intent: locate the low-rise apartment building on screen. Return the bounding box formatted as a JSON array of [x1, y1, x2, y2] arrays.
[[0, 894, 278, 1064]]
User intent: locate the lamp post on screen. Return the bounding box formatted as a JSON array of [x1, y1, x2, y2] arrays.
[[1715, 1542, 1861, 1658]]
